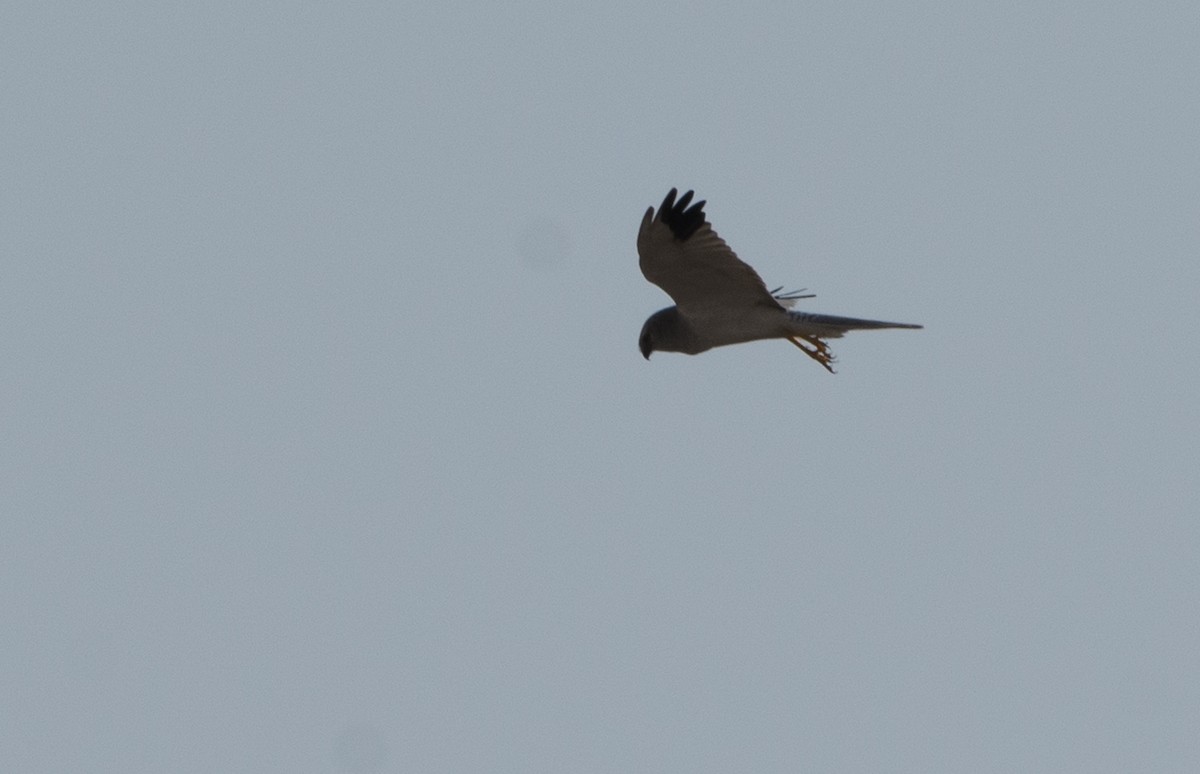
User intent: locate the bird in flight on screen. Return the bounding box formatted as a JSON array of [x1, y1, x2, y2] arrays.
[[637, 188, 922, 372]]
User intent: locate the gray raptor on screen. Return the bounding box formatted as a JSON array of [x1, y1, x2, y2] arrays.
[[637, 188, 922, 372]]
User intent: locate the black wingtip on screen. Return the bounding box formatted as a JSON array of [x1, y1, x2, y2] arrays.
[[658, 187, 707, 241], [660, 188, 678, 213]]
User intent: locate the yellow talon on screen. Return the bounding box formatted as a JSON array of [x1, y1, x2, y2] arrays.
[[787, 335, 836, 374]]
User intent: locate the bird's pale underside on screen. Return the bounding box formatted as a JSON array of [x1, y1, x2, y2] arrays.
[[637, 188, 922, 372]]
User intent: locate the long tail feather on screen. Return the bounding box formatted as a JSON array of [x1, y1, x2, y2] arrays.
[[787, 310, 923, 335]]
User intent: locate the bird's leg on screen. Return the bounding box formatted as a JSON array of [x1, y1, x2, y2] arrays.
[[787, 335, 836, 374]]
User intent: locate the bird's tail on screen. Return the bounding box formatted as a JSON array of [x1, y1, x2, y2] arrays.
[[782, 311, 922, 373], [786, 310, 923, 338]]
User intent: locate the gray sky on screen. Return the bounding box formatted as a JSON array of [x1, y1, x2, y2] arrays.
[[4, 2, 1198, 772]]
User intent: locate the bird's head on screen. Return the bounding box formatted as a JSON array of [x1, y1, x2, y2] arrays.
[[639, 327, 654, 360], [639, 307, 687, 360]]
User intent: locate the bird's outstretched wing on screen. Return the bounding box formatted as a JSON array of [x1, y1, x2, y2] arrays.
[[637, 189, 781, 314]]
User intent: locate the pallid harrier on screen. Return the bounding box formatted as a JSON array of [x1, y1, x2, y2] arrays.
[[637, 188, 921, 372]]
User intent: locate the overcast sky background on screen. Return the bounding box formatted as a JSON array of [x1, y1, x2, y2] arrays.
[[4, 2, 1199, 772]]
